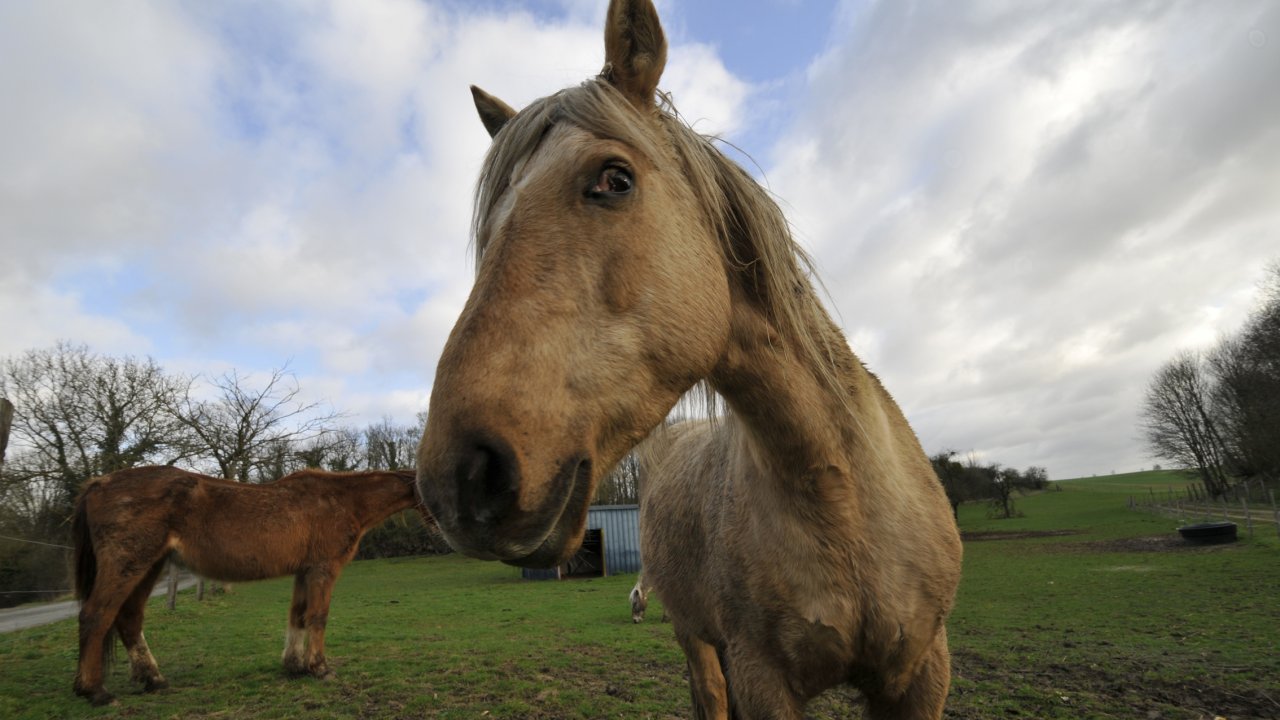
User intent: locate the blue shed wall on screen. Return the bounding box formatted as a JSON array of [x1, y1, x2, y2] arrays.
[[587, 505, 641, 575], [521, 504, 640, 579]]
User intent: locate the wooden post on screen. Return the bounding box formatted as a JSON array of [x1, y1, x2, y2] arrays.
[[1241, 496, 1253, 538], [1269, 490, 1279, 539], [166, 562, 179, 610], [0, 398, 13, 469], [197, 578, 205, 601]]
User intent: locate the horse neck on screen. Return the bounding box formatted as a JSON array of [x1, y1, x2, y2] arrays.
[[709, 286, 906, 502], [345, 472, 420, 529]]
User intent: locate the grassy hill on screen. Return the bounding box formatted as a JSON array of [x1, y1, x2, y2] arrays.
[[1, 470, 1276, 719]]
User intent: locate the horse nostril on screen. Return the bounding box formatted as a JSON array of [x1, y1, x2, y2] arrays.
[[457, 441, 519, 527]]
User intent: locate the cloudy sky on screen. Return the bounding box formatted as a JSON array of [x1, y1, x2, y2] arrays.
[[2, 0, 1277, 480]]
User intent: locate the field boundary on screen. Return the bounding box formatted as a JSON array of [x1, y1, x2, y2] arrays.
[[1131, 482, 1280, 539]]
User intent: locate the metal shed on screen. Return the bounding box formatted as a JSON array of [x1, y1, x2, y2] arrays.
[[521, 504, 640, 580]]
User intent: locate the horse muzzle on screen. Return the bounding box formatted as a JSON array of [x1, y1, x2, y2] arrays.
[[417, 435, 594, 569]]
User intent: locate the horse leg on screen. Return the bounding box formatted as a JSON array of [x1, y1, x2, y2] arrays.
[[74, 560, 152, 706], [115, 559, 169, 692], [301, 565, 339, 679], [629, 577, 648, 623], [864, 630, 951, 720], [674, 627, 730, 720], [282, 572, 309, 676], [721, 642, 804, 720]]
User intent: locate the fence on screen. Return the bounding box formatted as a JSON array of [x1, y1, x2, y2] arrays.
[[1130, 478, 1280, 539]]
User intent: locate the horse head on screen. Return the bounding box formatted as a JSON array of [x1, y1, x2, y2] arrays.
[[417, 0, 734, 567]]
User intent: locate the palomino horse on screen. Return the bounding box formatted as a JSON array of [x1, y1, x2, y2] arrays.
[[415, 0, 962, 717], [71, 466, 431, 706]]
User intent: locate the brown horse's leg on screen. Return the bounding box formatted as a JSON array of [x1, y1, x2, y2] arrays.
[[74, 560, 154, 706], [74, 599, 116, 705], [674, 627, 730, 720], [301, 565, 339, 679], [115, 560, 169, 692], [282, 572, 308, 675], [864, 630, 951, 720]]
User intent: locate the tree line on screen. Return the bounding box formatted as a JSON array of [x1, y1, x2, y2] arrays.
[[1141, 263, 1280, 498], [589, 431, 1052, 520], [929, 450, 1051, 520], [0, 342, 441, 607], [0, 341, 1055, 606]]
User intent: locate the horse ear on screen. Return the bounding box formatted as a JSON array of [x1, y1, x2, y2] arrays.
[[471, 85, 517, 139], [602, 0, 667, 109]]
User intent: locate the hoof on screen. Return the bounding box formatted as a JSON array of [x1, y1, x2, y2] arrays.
[[75, 688, 115, 707], [144, 677, 170, 692], [311, 665, 336, 681]]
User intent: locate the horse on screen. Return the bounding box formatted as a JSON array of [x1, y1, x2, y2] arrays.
[[71, 465, 432, 706], [629, 574, 653, 623], [414, 0, 962, 717]]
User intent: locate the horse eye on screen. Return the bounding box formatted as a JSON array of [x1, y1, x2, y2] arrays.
[[591, 166, 633, 197]]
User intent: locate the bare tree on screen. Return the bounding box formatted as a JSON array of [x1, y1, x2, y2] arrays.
[[593, 451, 641, 505], [175, 366, 341, 482], [363, 417, 421, 470], [1210, 264, 1280, 481], [1141, 352, 1231, 497], [0, 342, 191, 512], [930, 450, 981, 520]]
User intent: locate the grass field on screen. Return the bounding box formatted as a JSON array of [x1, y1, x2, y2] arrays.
[[1, 470, 1276, 719]]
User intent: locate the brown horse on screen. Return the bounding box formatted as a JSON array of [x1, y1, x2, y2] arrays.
[[415, 0, 962, 717], [71, 466, 431, 706]]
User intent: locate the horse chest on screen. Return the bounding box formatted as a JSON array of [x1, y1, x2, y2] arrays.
[[773, 614, 855, 694]]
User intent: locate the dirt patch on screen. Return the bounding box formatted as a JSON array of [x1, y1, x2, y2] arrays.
[[803, 648, 1278, 719], [961, 530, 1079, 542], [945, 649, 1280, 720], [1071, 535, 1242, 554]]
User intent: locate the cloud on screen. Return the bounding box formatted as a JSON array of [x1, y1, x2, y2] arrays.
[[0, 0, 751, 430], [768, 0, 1280, 477], [8, 0, 1271, 478]]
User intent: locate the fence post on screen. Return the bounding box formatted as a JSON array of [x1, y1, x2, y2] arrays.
[[1221, 496, 1229, 521], [1241, 495, 1253, 538], [166, 563, 178, 611], [0, 398, 13, 470], [1270, 490, 1279, 540]]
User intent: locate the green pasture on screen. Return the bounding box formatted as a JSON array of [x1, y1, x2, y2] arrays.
[[1, 471, 1276, 719]]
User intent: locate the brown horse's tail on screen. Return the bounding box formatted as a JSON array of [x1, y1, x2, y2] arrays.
[[71, 495, 95, 602]]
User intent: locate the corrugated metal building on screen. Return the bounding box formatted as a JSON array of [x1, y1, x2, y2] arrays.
[[521, 504, 640, 580]]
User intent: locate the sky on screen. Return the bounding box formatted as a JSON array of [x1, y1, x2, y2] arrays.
[[1, 0, 1277, 480]]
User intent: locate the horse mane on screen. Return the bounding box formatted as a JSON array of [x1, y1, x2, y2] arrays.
[[473, 79, 850, 414]]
